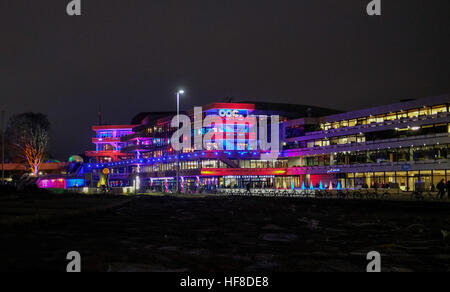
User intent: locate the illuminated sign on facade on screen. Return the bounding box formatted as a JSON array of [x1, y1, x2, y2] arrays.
[[218, 109, 245, 118]]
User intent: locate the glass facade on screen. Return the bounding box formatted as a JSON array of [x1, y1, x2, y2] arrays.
[[286, 123, 449, 150], [320, 104, 448, 131], [341, 170, 449, 191]]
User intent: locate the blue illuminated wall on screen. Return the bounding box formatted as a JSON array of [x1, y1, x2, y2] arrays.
[[66, 179, 85, 188]]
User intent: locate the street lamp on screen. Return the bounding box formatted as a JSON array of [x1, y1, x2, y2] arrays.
[[176, 89, 185, 193]]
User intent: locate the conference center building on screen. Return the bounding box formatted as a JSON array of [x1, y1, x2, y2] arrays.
[[76, 94, 450, 193], [41, 94, 449, 193], [284, 95, 450, 192]]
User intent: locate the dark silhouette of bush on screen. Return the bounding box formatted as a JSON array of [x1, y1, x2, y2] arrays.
[[0, 184, 18, 196], [17, 185, 57, 200]]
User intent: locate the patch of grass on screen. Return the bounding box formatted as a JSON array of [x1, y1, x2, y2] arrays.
[[0, 194, 133, 226]]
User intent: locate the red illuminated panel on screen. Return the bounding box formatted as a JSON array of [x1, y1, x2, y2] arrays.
[[92, 138, 121, 143], [201, 168, 287, 177], [38, 178, 66, 189], [203, 103, 255, 111], [92, 125, 137, 131], [85, 150, 124, 157]]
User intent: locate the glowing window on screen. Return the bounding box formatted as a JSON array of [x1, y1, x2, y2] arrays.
[[432, 105, 447, 115], [408, 109, 419, 118], [419, 107, 431, 116], [385, 114, 396, 121], [376, 115, 385, 123]]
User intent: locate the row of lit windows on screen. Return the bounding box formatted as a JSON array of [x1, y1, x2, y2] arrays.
[[238, 160, 288, 169], [146, 126, 164, 134], [135, 159, 288, 173], [97, 130, 133, 138], [304, 135, 366, 148], [96, 144, 121, 151], [137, 160, 231, 173], [320, 104, 448, 131], [339, 170, 449, 191]]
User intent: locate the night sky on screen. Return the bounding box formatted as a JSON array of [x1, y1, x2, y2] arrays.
[[1, 0, 449, 160]]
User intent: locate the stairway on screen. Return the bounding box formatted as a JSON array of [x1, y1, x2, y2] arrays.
[[219, 155, 240, 168]]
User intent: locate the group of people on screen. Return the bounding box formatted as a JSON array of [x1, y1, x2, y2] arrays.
[[436, 179, 450, 200]]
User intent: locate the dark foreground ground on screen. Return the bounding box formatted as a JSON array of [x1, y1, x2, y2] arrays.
[[1, 195, 450, 272]]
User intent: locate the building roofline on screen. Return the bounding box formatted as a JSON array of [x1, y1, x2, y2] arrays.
[[321, 94, 450, 123], [154, 103, 257, 124], [202, 103, 256, 111], [92, 125, 138, 131]]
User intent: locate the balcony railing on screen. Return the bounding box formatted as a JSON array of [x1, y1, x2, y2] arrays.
[[287, 159, 450, 175], [288, 112, 449, 141], [284, 133, 450, 156], [121, 131, 176, 142], [120, 145, 164, 153], [92, 138, 121, 143]]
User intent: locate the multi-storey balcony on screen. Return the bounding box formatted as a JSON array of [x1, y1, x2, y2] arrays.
[[284, 132, 450, 157], [120, 145, 158, 153], [108, 173, 132, 180], [121, 133, 146, 141], [121, 130, 176, 142], [287, 112, 449, 142]]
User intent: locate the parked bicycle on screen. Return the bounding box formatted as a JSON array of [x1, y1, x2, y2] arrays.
[[337, 190, 350, 199], [411, 191, 425, 201], [352, 191, 364, 199], [379, 191, 392, 200]]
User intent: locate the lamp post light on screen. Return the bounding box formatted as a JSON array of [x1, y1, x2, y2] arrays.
[[176, 90, 184, 194]]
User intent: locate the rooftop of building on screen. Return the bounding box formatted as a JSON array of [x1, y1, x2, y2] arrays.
[[132, 101, 342, 126], [92, 124, 138, 131], [243, 101, 342, 119], [321, 94, 450, 123], [131, 111, 178, 125]]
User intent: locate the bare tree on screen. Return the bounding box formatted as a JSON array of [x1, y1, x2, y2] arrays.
[[20, 126, 49, 176], [6, 113, 51, 177]]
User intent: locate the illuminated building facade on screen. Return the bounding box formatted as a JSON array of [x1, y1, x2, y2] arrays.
[[61, 95, 450, 192], [284, 95, 450, 191], [85, 125, 136, 163], [85, 102, 338, 191]]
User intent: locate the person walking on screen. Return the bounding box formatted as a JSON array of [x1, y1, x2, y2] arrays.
[[437, 179, 446, 200]]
